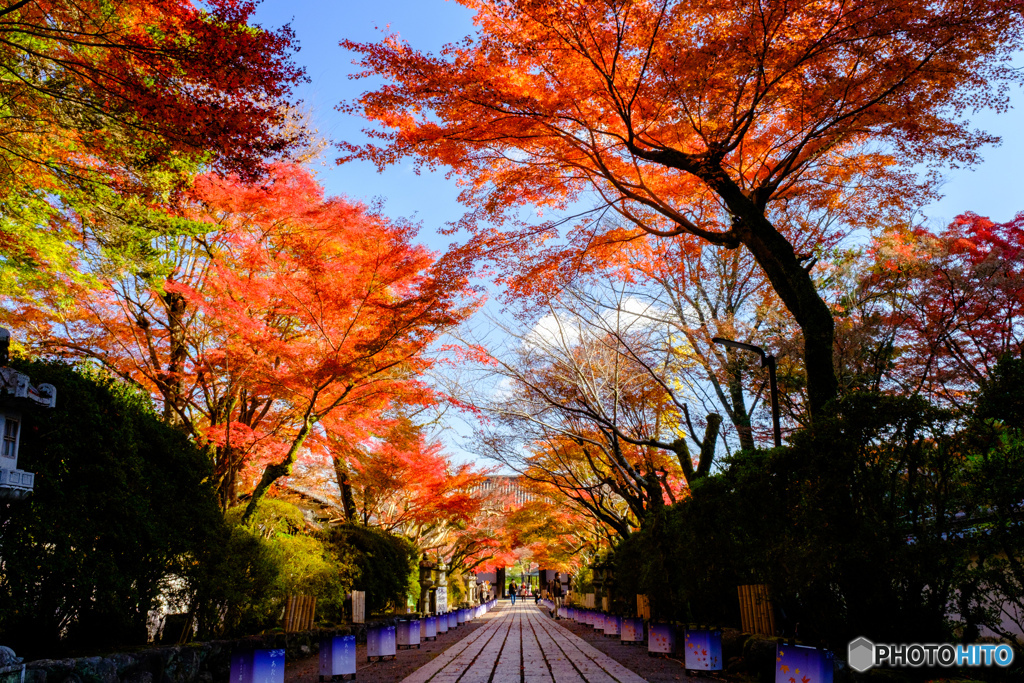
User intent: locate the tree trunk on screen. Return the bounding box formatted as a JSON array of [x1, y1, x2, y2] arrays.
[[673, 413, 723, 483], [695, 413, 722, 478], [737, 217, 838, 416], [162, 291, 188, 424], [701, 166, 839, 416], [727, 368, 756, 451], [241, 416, 314, 524], [334, 456, 358, 522]]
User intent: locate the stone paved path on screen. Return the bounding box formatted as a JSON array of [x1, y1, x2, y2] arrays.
[[401, 602, 647, 683]]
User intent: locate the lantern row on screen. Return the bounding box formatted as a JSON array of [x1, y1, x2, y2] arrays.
[[230, 600, 498, 683], [541, 601, 833, 683]]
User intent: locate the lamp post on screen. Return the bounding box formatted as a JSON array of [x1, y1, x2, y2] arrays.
[[712, 337, 781, 448]]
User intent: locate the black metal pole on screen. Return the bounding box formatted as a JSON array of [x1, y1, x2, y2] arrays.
[[766, 355, 781, 447]]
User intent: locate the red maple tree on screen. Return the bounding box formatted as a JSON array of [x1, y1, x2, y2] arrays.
[[342, 0, 1022, 416], [855, 212, 1024, 404]]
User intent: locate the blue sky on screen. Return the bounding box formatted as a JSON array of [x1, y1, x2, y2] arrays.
[[252, 1, 477, 254], [253, 0, 1024, 241], [252, 1, 1024, 461]]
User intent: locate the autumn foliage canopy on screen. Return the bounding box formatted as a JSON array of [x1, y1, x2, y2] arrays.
[[343, 0, 1023, 415]]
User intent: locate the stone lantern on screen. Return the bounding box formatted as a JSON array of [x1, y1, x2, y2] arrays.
[[418, 561, 437, 614], [0, 328, 56, 501], [591, 560, 613, 612], [434, 561, 448, 613], [419, 559, 449, 615]]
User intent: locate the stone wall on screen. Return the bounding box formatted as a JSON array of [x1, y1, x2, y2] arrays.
[[0, 620, 399, 683]]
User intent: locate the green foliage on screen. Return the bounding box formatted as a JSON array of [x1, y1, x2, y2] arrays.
[[0, 359, 222, 658], [330, 524, 417, 616], [955, 355, 1024, 646], [572, 566, 594, 598], [613, 393, 974, 649], [195, 499, 357, 637]]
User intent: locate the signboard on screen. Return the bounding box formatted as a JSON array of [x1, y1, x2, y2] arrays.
[[435, 587, 447, 614], [351, 591, 365, 624]]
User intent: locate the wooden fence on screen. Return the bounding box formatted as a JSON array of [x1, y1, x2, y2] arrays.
[[352, 590, 366, 624], [283, 595, 317, 632], [737, 584, 775, 635], [636, 594, 651, 620]]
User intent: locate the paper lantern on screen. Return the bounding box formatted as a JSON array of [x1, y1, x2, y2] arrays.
[[422, 615, 437, 640], [319, 635, 356, 681], [603, 615, 621, 636], [230, 651, 253, 683], [437, 613, 449, 634], [775, 644, 834, 683], [367, 624, 396, 661], [620, 617, 644, 643], [684, 629, 723, 671], [457, 608, 466, 624], [252, 650, 285, 683], [448, 611, 458, 629], [397, 619, 420, 650], [594, 613, 606, 631], [648, 623, 675, 655]]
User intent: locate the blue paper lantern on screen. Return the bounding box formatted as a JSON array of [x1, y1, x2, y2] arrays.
[[319, 635, 356, 681], [648, 623, 675, 655], [252, 650, 285, 683], [620, 617, 644, 643], [367, 624, 397, 661], [397, 619, 420, 650], [684, 629, 723, 671], [230, 651, 253, 683], [422, 615, 437, 640], [775, 644, 834, 683], [603, 615, 621, 636], [437, 612, 449, 633]]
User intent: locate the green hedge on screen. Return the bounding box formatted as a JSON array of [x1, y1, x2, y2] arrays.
[[613, 367, 1024, 653], [0, 360, 222, 657]]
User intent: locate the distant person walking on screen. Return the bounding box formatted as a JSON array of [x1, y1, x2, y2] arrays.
[[552, 574, 563, 619], [509, 580, 518, 605]]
